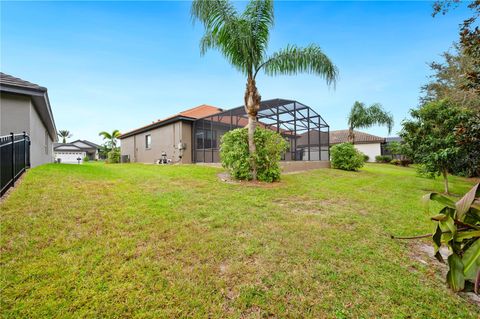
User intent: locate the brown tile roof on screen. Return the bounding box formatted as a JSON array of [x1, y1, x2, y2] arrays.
[[0, 72, 47, 92], [330, 129, 385, 144], [119, 104, 223, 139]]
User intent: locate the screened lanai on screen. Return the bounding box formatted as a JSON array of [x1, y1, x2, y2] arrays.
[[192, 99, 330, 163]]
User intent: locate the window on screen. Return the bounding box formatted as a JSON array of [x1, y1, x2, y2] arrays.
[[145, 134, 151, 149]]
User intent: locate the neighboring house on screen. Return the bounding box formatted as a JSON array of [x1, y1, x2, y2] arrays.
[[120, 99, 330, 164], [329, 129, 385, 162], [54, 140, 101, 164], [0, 73, 57, 167]]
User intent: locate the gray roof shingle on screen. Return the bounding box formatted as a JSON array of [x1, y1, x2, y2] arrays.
[[0, 72, 47, 92]]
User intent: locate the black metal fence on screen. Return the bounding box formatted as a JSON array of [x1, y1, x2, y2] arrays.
[[1, 133, 30, 196]]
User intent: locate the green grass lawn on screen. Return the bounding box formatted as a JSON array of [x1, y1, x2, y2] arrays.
[[1, 162, 478, 318]]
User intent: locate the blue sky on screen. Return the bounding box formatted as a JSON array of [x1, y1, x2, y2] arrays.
[[1, 1, 470, 144]]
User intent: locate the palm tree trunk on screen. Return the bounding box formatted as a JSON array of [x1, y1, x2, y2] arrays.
[[442, 168, 449, 194], [244, 76, 261, 180], [348, 128, 355, 144]]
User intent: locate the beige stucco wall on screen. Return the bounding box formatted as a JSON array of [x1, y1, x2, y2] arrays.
[[354, 143, 382, 162], [0, 93, 30, 136], [120, 121, 193, 164], [0, 93, 54, 167]]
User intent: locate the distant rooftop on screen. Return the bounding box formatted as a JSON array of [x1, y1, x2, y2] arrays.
[[330, 129, 385, 144]]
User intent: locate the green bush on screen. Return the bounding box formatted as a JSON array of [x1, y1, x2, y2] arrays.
[[83, 156, 90, 162], [330, 143, 364, 171], [390, 159, 400, 165], [362, 154, 369, 162], [375, 155, 392, 163], [220, 128, 289, 182], [107, 149, 120, 164]]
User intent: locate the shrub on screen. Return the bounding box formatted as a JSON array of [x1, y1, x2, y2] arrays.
[[330, 143, 364, 171], [220, 128, 289, 182], [390, 159, 400, 165], [362, 154, 369, 162], [375, 155, 392, 163], [83, 156, 90, 162], [107, 149, 120, 164]]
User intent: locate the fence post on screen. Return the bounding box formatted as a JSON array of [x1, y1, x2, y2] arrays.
[[11, 132, 15, 186], [23, 131, 27, 170]]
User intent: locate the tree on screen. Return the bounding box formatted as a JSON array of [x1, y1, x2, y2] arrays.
[[347, 101, 394, 143], [400, 100, 471, 194], [99, 130, 121, 149], [191, 0, 338, 180], [386, 141, 402, 159], [57, 130, 72, 144], [432, 1, 480, 94], [421, 44, 480, 110]]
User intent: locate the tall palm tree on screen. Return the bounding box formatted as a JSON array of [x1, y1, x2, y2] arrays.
[[99, 130, 121, 149], [192, 0, 338, 179], [347, 101, 394, 144], [57, 130, 72, 143]]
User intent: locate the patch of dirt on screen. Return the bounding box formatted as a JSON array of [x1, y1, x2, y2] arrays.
[[217, 172, 283, 188], [410, 241, 480, 307]]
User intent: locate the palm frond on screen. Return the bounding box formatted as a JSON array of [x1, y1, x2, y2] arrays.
[[260, 44, 338, 85], [192, 0, 265, 76], [99, 131, 112, 140], [242, 0, 274, 68], [348, 101, 394, 134]]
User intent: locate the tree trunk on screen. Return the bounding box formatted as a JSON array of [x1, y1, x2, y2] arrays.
[[442, 168, 449, 194], [348, 128, 355, 144], [244, 76, 261, 180]]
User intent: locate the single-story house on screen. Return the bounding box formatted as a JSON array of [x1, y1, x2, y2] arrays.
[[330, 129, 385, 162], [0, 73, 57, 167], [120, 99, 330, 164], [54, 140, 101, 164]]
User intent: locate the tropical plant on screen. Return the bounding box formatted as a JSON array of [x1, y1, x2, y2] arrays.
[[99, 130, 121, 149], [347, 101, 394, 143], [107, 148, 120, 164], [386, 141, 403, 159], [191, 0, 338, 180], [57, 130, 72, 143], [330, 143, 364, 171], [400, 100, 472, 194], [394, 183, 480, 293], [220, 127, 288, 182]]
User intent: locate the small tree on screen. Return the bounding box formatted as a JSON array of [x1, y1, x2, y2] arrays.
[[192, 0, 338, 180], [57, 130, 72, 143], [99, 130, 121, 149], [400, 100, 470, 194], [347, 101, 394, 143]]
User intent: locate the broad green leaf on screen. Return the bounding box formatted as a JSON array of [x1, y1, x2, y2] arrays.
[[456, 183, 480, 221], [462, 239, 480, 280], [423, 192, 455, 211], [432, 225, 444, 263], [447, 253, 465, 291], [455, 230, 480, 242], [439, 215, 456, 240]]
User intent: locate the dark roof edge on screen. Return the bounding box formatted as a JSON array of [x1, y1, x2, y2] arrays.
[[1, 85, 57, 141], [119, 116, 195, 139]]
